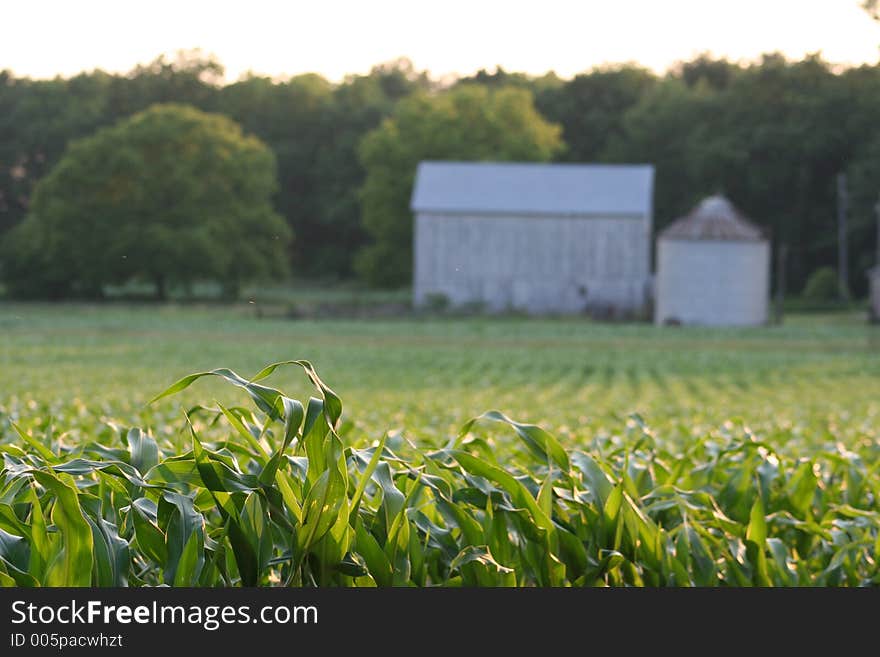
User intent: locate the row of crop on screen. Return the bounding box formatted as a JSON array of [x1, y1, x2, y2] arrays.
[[0, 361, 878, 586]]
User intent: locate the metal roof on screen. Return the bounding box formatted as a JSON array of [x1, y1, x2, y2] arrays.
[[410, 161, 654, 216], [659, 195, 766, 242]]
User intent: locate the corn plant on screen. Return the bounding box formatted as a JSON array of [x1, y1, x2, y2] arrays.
[[1, 359, 878, 586]]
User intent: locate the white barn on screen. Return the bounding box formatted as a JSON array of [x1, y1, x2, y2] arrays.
[[411, 161, 655, 315], [655, 195, 770, 326]]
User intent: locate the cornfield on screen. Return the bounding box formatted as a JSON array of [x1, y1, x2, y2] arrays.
[[1, 358, 878, 587]]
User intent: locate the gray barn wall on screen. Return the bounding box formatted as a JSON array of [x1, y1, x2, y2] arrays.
[[414, 212, 650, 314]]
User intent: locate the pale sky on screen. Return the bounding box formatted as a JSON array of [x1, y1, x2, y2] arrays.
[[4, 0, 879, 82]]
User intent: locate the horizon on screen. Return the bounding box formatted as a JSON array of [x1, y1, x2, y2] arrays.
[[4, 0, 879, 83]]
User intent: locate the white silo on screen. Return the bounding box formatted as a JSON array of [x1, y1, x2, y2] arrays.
[[655, 195, 770, 326]]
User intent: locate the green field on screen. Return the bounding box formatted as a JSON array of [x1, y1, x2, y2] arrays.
[[2, 304, 879, 446], [2, 304, 880, 586]]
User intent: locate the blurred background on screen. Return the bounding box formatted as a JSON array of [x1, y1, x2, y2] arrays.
[[1, 1, 880, 440]]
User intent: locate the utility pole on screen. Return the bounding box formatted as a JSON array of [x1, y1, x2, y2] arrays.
[[837, 173, 849, 300], [774, 243, 787, 325]]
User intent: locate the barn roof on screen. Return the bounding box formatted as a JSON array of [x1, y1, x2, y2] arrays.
[[659, 195, 766, 242], [410, 161, 654, 217]]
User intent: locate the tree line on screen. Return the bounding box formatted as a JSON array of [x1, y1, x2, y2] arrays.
[[2, 49, 880, 298]]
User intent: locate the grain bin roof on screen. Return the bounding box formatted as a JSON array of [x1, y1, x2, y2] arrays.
[[410, 161, 654, 216], [659, 195, 765, 242]]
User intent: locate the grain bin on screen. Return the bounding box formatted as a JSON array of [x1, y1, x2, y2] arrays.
[[655, 195, 770, 326]]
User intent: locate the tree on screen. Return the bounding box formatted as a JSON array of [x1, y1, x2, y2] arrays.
[[672, 53, 740, 90], [845, 130, 880, 280], [107, 50, 223, 119], [0, 51, 223, 243], [1, 103, 290, 299], [455, 66, 564, 96], [604, 77, 725, 230], [356, 85, 563, 287], [607, 53, 877, 295], [802, 266, 843, 301], [0, 55, 427, 285], [306, 59, 433, 278], [220, 73, 333, 275], [218, 59, 428, 279], [535, 65, 656, 162], [0, 71, 114, 238]]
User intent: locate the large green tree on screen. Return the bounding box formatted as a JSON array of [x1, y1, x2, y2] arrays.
[[0, 56, 429, 284], [1, 103, 289, 299], [356, 85, 563, 287]]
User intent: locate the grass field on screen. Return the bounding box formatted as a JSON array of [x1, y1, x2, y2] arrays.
[[2, 304, 880, 586], [2, 303, 878, 447]]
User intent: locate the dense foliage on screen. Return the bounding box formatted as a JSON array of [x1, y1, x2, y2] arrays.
[[357, 85, 563, 286], [1, 104, 289, 299], [0, 354, 877, 587], [802, 267, 843, 301], [0, 53, 428, 287], [3, 45, 880, 293]]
